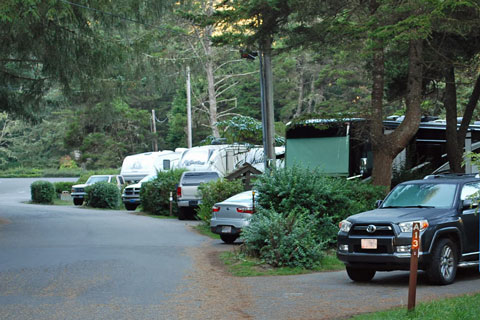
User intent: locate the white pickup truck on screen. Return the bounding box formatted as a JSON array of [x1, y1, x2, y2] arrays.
[[71, 175, 125, 206], [176, 171, 221, 220]]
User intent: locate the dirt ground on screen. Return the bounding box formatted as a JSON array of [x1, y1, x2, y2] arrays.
[[167, 232, 480, 320]]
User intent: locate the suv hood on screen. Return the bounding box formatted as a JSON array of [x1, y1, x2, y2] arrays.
[[347, 207, 452, 224], [125, 182, 141, 189], [72, 183, 89, 189]]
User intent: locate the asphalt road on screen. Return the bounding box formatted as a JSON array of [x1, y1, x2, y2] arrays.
[[0, 178, 206, 319], [2, 178, 480, 320]]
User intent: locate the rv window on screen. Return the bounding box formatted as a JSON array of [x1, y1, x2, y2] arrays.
[[181, 172, 220, 186], [163, 159, 171, 170]]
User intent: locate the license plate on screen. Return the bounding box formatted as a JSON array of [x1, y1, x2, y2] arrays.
[[189, 200, 198, 206], [130, 199, 136, 203], [221, 226, 232, 233], [361, 239, 377, 249]]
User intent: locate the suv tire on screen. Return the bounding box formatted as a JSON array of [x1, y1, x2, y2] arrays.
[[220, 234, 238, 244], [125, 203, 138, 211], [427, 238, 458, 285], [346, 267, 376, 282], [178, 207, 187, 220], [73, 198, 83, 206]]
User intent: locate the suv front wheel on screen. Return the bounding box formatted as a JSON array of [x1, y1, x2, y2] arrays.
[[427, 238, 458, 285], [346, 267, 376, 282]]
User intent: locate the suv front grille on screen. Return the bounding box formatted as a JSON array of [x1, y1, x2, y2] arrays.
[[350, 224, 394, 236]]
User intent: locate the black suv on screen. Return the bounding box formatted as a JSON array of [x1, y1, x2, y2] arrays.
[[337, 174, 480, 285]]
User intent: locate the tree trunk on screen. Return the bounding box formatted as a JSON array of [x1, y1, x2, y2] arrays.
[[204, 0, 220, 138], [294, 58, 305, 118], [371, 40, 423, 188], [444, 65, 462, 172], [456, 73, 480, 159]]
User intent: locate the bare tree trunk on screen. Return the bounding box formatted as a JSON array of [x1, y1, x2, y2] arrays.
[[307, 76, 315, 114], [202, 0, 219, 138], [444, 65, 462, 172], [371, 40, 423, 188], [294, 58, 305, 118]]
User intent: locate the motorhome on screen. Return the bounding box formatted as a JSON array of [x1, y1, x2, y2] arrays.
[[120, 149, 186, 183]]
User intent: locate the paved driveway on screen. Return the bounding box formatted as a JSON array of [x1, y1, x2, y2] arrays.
[[1, 178, 480, 320]]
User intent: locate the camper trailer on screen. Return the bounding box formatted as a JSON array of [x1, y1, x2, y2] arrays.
[[120, 149, 186, 183], [177, 144, 275, 176]]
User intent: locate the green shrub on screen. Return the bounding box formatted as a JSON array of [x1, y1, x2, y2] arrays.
[[31, 180, 55, 204], [140, 169, 186, 216], [197, 178, 244, 224], [0, 167, 43, 178], [255, 166, 387, 225], [53, 182, 76, 195], [242, 207, 325, 269], [85, 181, 121, 209]]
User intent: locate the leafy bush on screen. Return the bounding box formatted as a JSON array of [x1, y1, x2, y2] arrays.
[[255, 166, 386, 225], [31, 180, 55, 204], [243, 166, 387, 269], [140, 169, 186, 216], [0, 167, 43, 178], [53, 182, 76, 195], [242, 207, 325, 269], [85, 181, 120, 209], [197, 178, 244, 224]]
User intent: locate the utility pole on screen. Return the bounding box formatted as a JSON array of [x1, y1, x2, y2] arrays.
[[151, 109, 158, 152], [186, 66, 193, 148]]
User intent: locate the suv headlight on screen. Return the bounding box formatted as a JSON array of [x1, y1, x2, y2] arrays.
[[339, 220, 352, 233], [398, 220, 429, 233]]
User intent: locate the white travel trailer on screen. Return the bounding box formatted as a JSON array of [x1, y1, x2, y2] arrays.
[[120, 149, 186, 182], [176, 144, 284, 175]]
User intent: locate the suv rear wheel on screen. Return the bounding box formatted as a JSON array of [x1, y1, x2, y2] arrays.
[[427, 238, 458, 285], [220, 234, 238, 244], [346, 267, 376, 282]]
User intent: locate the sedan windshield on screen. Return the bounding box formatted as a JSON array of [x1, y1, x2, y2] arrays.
[[381, 183, 457, 209]]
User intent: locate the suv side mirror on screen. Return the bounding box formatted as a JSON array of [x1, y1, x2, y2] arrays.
[[462, 199, 479, 210], [375, 200, 383, 208]]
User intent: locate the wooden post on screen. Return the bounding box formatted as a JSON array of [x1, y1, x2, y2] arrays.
[[408, 222, 420, 311]]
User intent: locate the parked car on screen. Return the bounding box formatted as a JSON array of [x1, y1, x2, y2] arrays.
[[176, 171, 221, 220], [337, 174, 480, 285], [210, 190, 257, 244], [71, 175, 125, 206], [121, 174, 156, 211]]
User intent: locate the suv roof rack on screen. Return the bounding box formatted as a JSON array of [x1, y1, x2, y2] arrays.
[[423, 173, 479, 179]]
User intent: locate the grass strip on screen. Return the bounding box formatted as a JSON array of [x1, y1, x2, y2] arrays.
[[351, 293, 480, 320]]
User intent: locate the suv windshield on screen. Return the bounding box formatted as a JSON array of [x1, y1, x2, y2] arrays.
[[381, 183, 457, 209], [86, 176, 109, 184]]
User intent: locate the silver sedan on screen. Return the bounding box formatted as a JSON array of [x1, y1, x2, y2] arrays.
[[210, 190, 257, 243]]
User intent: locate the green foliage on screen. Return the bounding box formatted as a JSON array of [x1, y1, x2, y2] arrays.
[[85, 182, 121, 209], [241, 207, 325, 269], [255, 166, 386, 224], [53, 182, 76, 195], [64, 99, 152, 169], [140, 169, 186, 216], [197, 178, 244, 224], [30, 180, 55, 204]]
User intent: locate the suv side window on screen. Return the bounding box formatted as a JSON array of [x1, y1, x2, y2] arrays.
[[460, 182, 480, 201]]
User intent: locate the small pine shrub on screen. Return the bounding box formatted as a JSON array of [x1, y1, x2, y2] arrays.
[[31, 180, 55, 204], [242, 207, 326, 269], [140, 169, 186, 216], [197, 178, 244, 224], [85, 181, 120, 209]]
